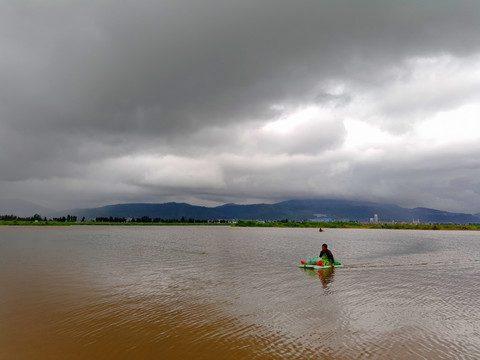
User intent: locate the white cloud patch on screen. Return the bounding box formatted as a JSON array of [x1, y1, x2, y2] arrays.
[[253, 106, 346, 155], [350, 55, 480, 133], [93, 155, 226, 190], [414, 103, 480, 148]]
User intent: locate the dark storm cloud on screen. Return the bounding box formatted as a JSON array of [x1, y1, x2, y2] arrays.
[[3, 0, 479, 133], [1, 0, 480, 211]]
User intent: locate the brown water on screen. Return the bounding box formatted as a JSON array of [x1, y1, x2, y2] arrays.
[[0, 226, 479, 359]]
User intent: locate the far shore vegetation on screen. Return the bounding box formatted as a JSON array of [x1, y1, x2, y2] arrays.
[[1, 214, 480, 230], [234, 220, 480, 231], [0, 214, 229, 226]]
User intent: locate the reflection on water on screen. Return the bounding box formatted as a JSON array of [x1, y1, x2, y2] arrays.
[[299, 268, 336, 292], [317, 268, 335, 290], [0, 226, 479, 359]]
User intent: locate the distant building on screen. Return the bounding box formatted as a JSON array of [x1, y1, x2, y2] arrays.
[[374, 214, 378, 223]]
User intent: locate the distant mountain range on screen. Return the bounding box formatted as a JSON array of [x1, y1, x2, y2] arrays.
[[0, 198, 52, 218], [46, 199, 480, 224]]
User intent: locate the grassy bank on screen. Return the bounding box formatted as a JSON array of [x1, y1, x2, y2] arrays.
[[234, 220, 480, 230], [1, 220, 480, 230], [0, 220, 229, 226]]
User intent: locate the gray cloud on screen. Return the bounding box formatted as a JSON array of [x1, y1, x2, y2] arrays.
[[1, 0, 480, 212]]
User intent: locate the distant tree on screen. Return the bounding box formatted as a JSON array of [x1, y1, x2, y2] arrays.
[[32, 214, 42, 221]]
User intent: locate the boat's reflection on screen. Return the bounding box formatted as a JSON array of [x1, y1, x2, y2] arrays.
[[300, 267, 335, 291], [317, 267, 335, 289]]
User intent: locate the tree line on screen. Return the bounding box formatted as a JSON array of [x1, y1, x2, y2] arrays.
[[93, 216, 227, 223], [0, 214, 230, 224], [0, 214, 78, 222]]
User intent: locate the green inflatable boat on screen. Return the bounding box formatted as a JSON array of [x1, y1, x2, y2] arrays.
[[299, 256, 343, 269], [298, 263, 344, 269]]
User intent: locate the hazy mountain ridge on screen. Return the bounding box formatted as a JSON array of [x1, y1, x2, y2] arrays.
[[3, 198, 479, 224], [51, 199, 480, 224], [0, 198, 52, 218]]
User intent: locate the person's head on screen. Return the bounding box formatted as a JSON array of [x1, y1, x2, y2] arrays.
[[322, 243, 328, 251]]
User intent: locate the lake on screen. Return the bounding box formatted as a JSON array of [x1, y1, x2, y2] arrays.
[[0, 226, 478, 359]]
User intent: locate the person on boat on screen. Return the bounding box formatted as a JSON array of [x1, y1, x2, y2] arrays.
[[319, 243, 335, 268]]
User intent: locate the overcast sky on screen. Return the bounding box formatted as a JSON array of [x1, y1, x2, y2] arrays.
[[1, 0, 480, 213]]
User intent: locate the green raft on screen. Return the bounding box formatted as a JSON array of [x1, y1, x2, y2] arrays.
[[299, 256, 343, 269], [298, 263, 344, 269]]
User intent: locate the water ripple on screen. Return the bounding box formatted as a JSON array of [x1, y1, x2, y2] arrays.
[[1, 226, 479, 359]]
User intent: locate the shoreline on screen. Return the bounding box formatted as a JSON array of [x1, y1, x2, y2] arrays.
[[1, 220, 480, 230]]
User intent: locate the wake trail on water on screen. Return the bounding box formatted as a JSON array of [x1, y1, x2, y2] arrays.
[[341, 260, 480, 269]]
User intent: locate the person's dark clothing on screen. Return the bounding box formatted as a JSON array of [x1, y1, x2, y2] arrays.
[[319, 249, 334, 263]]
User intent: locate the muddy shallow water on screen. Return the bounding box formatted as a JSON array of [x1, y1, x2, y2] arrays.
[[1, 226, 478, 359]]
